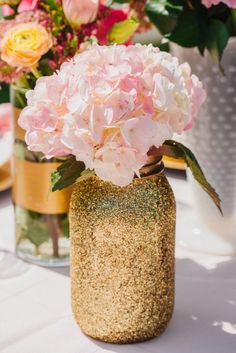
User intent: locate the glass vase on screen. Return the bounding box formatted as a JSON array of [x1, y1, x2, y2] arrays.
[[11, 84, 72, 267], [70, 169, 176, 343]]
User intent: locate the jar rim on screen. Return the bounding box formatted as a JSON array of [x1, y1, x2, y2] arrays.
[[138, 157, 164, 179]]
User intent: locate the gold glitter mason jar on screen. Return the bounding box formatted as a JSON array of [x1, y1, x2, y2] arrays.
[[70, 160, 176, 343]]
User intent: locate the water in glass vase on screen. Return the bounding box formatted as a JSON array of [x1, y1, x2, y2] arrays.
[[11, 85, 71, 267]]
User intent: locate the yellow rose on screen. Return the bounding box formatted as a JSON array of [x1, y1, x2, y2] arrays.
[[1, 22, 52, 68]]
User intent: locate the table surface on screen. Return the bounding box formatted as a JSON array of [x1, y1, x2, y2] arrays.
[[0, 174, 236, 353]]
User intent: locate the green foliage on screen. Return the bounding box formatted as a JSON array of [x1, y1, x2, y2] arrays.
[[144, 0, 232, 64], [25, 218, 50, 247], [14, 140, 45, 162], [51, 156, 86, 192], [145, 0, 182, 35], [206, 19, 229, 63], [159, 140, 222, 214], [46, 0, 58, 11], [16, 206, 49, 247], [166, 9, 202, 47], [10, 83, 28, 108], [38, 59, 54, 77], [108, 17, 139, 44], [0, 83, 10, 104], [16, 206, 70, 250]]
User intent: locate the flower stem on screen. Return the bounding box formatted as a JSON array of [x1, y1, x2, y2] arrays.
[[15, 90, 26, 109], [15, 75, 31, 89], [46, 215, 61, 258], [31, 66, 42, 80]]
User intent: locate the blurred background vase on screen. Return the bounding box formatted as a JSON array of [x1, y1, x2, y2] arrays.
[[0, 103, 13, 192], [172, 38, 236, 255], [11, 85, 72, 266]]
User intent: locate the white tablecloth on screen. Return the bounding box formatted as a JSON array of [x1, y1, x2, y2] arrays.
[[0, 175, 236, 353]]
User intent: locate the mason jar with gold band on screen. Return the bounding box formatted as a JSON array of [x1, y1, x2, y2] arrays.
[[11, 85, 72, 266]]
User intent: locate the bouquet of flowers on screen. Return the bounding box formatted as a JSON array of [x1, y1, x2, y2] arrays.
[[19, 43, 221, 212], [0, 0, 140, 264], [0, 0, 140, 90]]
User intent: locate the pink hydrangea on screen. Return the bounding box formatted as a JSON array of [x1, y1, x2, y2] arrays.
[[202, 0, 236, 8], [19, 44, 206, 186]]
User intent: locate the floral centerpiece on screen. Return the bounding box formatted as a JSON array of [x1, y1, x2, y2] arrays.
[[0, 0, 139, 266], [19, 44, 221, 342]]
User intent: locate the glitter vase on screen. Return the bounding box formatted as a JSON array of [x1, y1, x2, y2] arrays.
[[70, 170, 176, 343]]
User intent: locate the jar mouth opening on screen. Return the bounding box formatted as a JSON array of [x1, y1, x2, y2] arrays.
[[138, 157, 164, 179]]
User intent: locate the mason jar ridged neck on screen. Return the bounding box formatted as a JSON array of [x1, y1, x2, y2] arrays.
[[139, 156, 164, 178]]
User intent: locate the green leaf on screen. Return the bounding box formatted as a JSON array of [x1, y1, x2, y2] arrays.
[[46, 0, 58, 10], [0, 83, 9, 103], [38, 59, 54, 77], [15, 206, 49, 247], [26, 218, 49, 247], [208, 3, 228, 16], [15, 206, 29, 233], [157, 140, 222, 214], [51, 156, 85, 192], [206, 19, 229, 64], [14, 141, 40, 162], [145, 0, 182, 35], [166, 9, 201, 47], [108, 17, 139, 44], [226, 9, 236, 36]]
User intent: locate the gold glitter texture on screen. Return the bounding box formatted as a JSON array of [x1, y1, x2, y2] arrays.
[[70, 173, 176, 343]]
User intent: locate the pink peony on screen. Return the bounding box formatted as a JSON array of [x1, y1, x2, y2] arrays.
[[19, 44, 205, 186], [201, 0, 236, 8]]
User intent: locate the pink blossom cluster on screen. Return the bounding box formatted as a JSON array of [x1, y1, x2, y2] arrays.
[[19, 44, 206, 186], [202, 0, 236, 8]]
